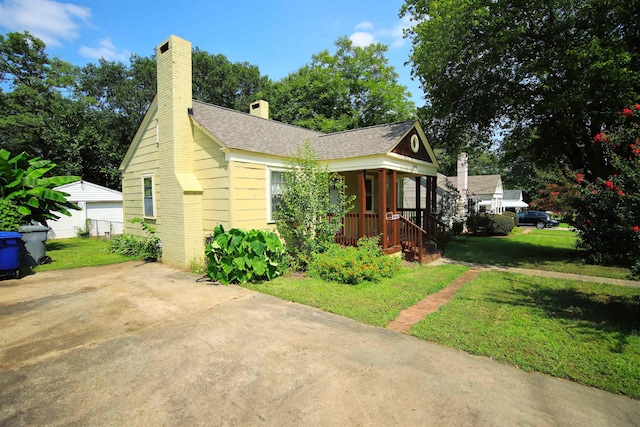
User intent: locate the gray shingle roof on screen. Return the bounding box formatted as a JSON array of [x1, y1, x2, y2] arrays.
[[191, 100, 320, 158], [190, 100, 415, 160], [503, 189, 522, 201], [437, 174, 502, 195]]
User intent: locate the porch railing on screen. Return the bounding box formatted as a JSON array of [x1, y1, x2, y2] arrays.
[[397, 208, 447, 253], [334, 210, 446, 260], [335, 213, 378, 246]]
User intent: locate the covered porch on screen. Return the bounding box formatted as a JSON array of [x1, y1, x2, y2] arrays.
[[334, 169, 446, 262]]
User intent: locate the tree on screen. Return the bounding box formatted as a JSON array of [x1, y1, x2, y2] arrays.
[[0, 31, 79, 165], [402, 0, 640, 180], [259, 37, 416, 132], [275, 142, 354, 269], [574, 104, 640, 277], [76, 55, 156, 188], [192, 48, 267, 112]]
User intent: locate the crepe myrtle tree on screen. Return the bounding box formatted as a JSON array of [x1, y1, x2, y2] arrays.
[[573, 104, 640, 277], [275, 141, 354, 269], [0, 149, 80, 228]]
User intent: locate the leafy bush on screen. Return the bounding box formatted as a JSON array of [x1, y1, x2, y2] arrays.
[[205, 225, 286, 285], [490, 215, 516, 235], [275, 142, 354, 270], [574, 104, 640, 277], [0, 199, 24, 231], [502, 211, 518, 227], [466, 214, 491, 234], [108, 218, 160, 261], [307, 237, 402, 284], [0, 149, 79, 224], [467, 214, 514, 236]]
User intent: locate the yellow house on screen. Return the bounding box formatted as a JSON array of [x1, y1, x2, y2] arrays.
[[120, 35, 442, 269]]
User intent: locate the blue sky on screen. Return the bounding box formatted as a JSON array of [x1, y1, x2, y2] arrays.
[[0, 0, 424, 105]]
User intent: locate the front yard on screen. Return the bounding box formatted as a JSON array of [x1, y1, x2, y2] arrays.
[[35, 231, 640, 398]]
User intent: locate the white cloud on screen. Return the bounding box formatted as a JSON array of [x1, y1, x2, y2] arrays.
[[354, 21, 374, 31], [79, 37, 130, 62], [350, 31, 376, 48], [349, 15, 415, 49], [0, 0, 90, 46]]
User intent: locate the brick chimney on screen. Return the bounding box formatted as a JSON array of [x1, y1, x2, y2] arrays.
[[249, 100, 269, 119], [155, 35, 204, 268], [457, 152, 469, 220]]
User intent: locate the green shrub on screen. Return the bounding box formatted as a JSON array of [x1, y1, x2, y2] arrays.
[[0, 199, 24, 231], [451, 220, 464, 235], [574, 104, 640, 277], [466, 214, 491, 234], [205, 225, 286, 285], [467, 214, 514, 236], [307, 236, 402, 284], [489, 215, 515, 235], [502, 211, 518, 227], [107, 218, 160, 261]]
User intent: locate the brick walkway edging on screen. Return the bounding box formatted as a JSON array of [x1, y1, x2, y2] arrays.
[[386, 269, 482, 333]]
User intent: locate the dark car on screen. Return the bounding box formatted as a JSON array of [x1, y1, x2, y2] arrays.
[[516, 211, 559, 229]]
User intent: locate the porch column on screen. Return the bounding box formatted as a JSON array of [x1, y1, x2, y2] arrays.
[[431, 175, 437, 213], [378, 168, 387, 249], [358, 169, 366, 238], [389, 170, 398, 246], [415, 176, 421, 228], [425, 175, 432, 215]]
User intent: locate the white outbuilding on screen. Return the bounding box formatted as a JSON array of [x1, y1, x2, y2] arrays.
[[49, 180, 124, 239]]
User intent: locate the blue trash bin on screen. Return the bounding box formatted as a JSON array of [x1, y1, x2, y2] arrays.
[[0, 231, 23, 278]]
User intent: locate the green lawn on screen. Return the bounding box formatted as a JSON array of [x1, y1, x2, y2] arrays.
[[409, 271, 640, 398], [243, 264, 469, 327], [27, 231, 640, 398], [33, 237, 135, 272], [446, 228, 632, 279]]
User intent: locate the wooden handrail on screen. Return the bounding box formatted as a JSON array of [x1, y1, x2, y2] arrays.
[[397, 208, 447, 254]]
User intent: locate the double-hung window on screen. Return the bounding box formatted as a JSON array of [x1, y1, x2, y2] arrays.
[[269, 170, 284, 222], [142, 174, 155, 218]]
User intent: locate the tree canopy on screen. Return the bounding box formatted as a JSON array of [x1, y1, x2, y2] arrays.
[[259, 37, 416, 132], [0, 32, 268, 189], [1, 31, 418, 189], [402, 0, 640, 180]]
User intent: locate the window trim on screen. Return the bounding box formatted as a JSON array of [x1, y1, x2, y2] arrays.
[[267, 168, 285, 223], [142, 174, 155, 219], [365, 176, 374, 213]]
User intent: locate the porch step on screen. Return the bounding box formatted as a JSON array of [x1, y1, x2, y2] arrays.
[[401, 241, 442, 264]]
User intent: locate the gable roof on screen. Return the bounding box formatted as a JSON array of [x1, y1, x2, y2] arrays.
[[190, 100, 430, 162], [437, 174, 502, 195], [190, 100, 320, 158], [503, 189, 523, 201], [54, 180, 122, 202], [313, 121, 417, 160]]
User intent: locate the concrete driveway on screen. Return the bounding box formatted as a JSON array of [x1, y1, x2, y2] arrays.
[[1, 262, 638, 426]]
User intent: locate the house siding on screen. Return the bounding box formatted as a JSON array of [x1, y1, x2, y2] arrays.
[[229, 161, 269, 230], [193, 127, 230, 232], [122, 109, 160, 238]]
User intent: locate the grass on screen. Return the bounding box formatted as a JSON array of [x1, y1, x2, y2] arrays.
[[409, 271, 640, 398], [33, 237, 135, 272], [242, 264, 469, 327], [24, 230, 640, 398], [446, 228, 632, 279]]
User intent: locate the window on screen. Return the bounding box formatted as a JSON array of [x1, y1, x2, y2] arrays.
[[142, 175, 155, 218], [269, 170, 284, 222], [365, 178, 373, 211]]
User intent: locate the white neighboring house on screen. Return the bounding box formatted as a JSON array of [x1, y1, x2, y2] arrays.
[[49, 180, 124, 239], [502, 190, 529, 212]]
